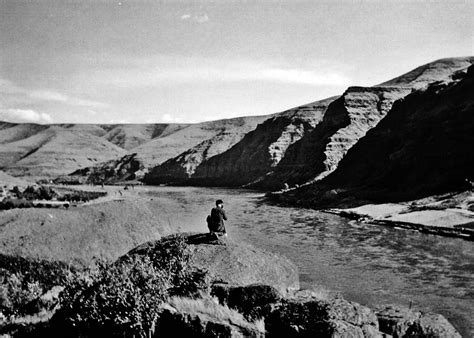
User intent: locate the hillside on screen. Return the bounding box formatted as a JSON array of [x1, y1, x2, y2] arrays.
[[255, 86, 411, 189], [134, 115, 272, 169], [63, 115, 271, 184], [276, 64, 474, 207], [101, 123, 189, 150], [176, 97, 336, 187], [0, 123, 186, 180], [0, 125, 127, 180], [162, 57, 473, 189]]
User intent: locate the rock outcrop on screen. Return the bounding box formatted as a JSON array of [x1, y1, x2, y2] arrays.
[[210, 283, 385, 337], [156, 297, 265, 337], [144, 57, 473, 190], [375, 305, 461, 338], [56, 153, 145, 184], [183, 98, 335, 187], [126, 233, 300, 293], [278, 64, 474, 207], [257, 86, 411, 190]]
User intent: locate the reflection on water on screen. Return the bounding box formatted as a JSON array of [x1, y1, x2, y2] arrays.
[[143, 187, 474, 337]]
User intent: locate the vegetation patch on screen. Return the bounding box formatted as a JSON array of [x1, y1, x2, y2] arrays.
[[51, 234, 207, 336]]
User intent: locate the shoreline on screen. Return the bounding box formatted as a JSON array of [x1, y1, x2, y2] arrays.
[[322, 208, 474, 241]]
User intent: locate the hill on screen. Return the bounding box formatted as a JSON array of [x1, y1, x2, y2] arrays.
[[145, 98, 336, 185], [276, 64, 474, 207], [0, 123, 173, 180], [160, 56, 473, 189]]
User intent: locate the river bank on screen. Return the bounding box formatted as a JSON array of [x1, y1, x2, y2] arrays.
[[322, 191, 474, 241]]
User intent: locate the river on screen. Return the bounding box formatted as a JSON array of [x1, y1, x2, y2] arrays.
[[142, 186, 474, 336]]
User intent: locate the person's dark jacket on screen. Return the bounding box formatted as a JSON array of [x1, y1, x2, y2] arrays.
[[210, 207, 227, 233]]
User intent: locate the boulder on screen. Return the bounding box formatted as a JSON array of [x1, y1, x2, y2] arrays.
[[155, 297, 264, 338], [211, 284, 282, 320], [126, 233, 300, 294], [375, 305, 461, 337], [414, 312, 461, 337], [265, 296, 382, 337]]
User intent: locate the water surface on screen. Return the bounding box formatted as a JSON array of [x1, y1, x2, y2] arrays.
[[142, 186, 473, 336]]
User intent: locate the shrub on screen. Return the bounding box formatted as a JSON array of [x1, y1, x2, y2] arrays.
[[53, 234, 207, 337], [0, 272, 43, 317], [56, 190, 106, 203]]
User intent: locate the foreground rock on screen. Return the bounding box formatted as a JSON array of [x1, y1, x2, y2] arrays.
[[157, 297, 265, 337], [126, 233, 300, 293], [376, 305, 461, 338], [0, 233, 461, 337], [212, 284, 383, 337]]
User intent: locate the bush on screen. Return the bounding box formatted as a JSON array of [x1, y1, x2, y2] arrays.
[[53, 235, 207, 337], [56, 190, 106, 203], [22, 185, 57, 201], [0, 272, 43, 317]]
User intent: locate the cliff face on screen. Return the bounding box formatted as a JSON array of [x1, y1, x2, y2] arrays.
[[147, 57, 472, 189], [143, 115, 271, 184], [256, 86, 412, 189], [182, 98, 335, 187], [280, 65, 474, 207], [58, 153, 145, 184]]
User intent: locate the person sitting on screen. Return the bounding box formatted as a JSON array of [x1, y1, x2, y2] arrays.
[[207, 199, 227, 238]]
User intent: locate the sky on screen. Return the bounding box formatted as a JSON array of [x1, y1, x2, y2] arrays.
[[0, 0, 472, 124]]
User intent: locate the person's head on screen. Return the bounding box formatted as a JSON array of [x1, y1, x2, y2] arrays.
[[216, 199, 224, 208]]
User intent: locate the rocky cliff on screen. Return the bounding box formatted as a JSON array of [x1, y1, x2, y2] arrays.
[[177, 98, 336, 187], [256, 86, 412, 189], [147, 57, 473, 190], [57, 153, 145, 185], [276, 64, 474, 207]]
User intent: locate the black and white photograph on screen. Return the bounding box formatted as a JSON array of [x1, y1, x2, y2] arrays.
[[0, 0, 473, 336]]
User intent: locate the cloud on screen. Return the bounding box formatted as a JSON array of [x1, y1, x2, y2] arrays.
[[0, 78, 108, 109], [0, 108, 53, 124], [180, 13, 209, 23], [161, 113, 184, 123], [29, 90, 108, 108], [87, 56, 351, 88]]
